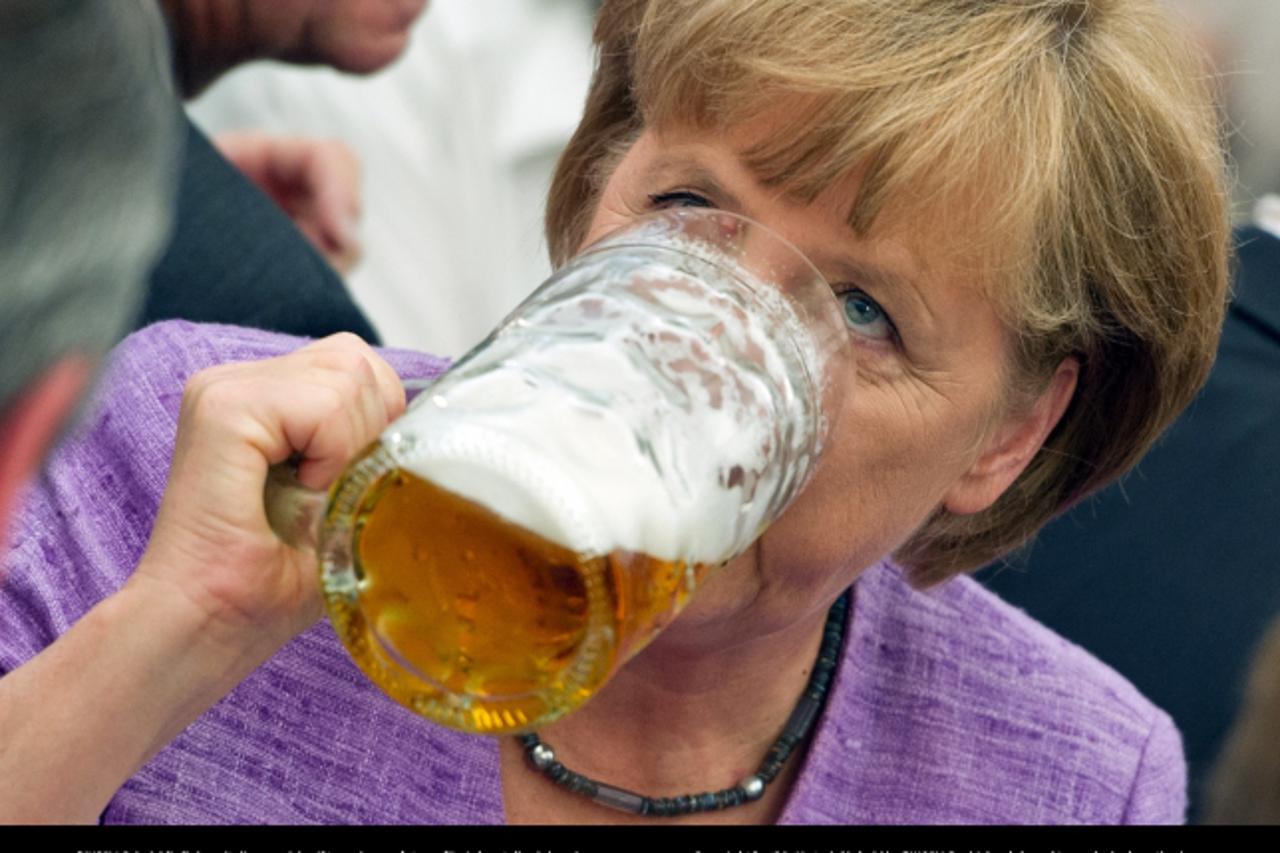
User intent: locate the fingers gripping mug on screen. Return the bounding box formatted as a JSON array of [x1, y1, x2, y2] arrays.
[[267, 209, 854, 734]]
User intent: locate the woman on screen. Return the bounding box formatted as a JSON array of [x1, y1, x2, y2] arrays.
[[0, 0, 1227, 823]]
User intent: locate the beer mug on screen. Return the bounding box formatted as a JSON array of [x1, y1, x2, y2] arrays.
[[266, 209, 854, 734]]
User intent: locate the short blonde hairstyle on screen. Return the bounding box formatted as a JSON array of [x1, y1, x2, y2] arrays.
[[547, 0, 1231, 585]]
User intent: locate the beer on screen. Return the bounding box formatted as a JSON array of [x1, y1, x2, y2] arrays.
[[326, 447, 714, 734], [266, 210, 850, 736]]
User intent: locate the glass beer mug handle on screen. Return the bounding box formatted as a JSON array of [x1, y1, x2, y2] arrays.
[[264, 461, 325, 551]]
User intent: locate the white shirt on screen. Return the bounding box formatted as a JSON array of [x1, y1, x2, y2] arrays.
[[190, 0, 595, 355]]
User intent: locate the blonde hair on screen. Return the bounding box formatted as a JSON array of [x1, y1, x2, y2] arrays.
[[547, 0, 1231, 584]]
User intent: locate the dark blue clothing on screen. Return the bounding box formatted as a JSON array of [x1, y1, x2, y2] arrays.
[[137, 116, 380, 344]]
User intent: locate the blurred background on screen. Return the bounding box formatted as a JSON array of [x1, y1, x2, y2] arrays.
[[189, 0, 595, 355], [1164, 1, 1280, 225]]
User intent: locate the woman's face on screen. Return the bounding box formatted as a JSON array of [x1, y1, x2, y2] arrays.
[[580, 122, 1074, 648]]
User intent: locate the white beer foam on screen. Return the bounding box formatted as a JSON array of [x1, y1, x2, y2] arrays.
[[385, 249, 821, 564]]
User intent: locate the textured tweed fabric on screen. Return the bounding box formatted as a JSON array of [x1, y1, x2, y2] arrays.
[[0, 321, 1185, 824]]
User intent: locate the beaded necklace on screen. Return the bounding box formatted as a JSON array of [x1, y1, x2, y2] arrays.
[[517, 590, 850, 817]]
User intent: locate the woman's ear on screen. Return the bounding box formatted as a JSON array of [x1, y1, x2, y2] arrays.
[[943, 357, 1079, 517]]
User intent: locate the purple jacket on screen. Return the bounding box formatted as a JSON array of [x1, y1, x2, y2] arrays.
[[0, 322, 1185, 824]]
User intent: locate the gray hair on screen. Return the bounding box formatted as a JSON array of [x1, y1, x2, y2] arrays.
[[0, 0, 179, 416]]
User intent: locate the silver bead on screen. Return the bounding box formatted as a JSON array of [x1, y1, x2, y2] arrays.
[[530, 743, 556, 769], [740, 775, 765, 800]]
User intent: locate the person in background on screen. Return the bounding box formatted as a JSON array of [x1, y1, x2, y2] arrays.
[[0, 0, 178, 554], [158, 0, 429, 97], [188, 0, 596, 355], [138, 0, 431, 342], [209, 131, 364, 275], [0, 0, 408, 823]]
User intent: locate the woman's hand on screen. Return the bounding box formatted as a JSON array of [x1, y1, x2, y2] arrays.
[[0, 334, 406, 822], [215, 132, 364, 274], [134, 333, 405, 647]]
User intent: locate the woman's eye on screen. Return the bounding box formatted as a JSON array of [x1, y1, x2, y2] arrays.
[[648, 190, 715, 210], [838, 289, 895, 342]]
